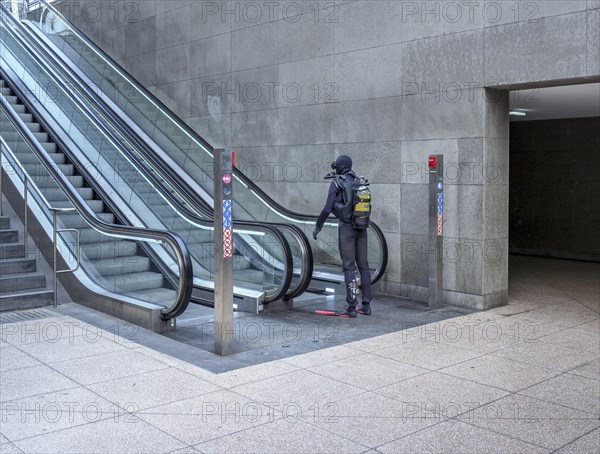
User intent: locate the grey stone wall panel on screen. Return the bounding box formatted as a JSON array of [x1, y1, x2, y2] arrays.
[[588, 9, 600, 76], [156, 42, 190, 84], [334, 44, 403, 102], [156, 3, 191, 50], [231, 109, 278, 147], [401, 30, 484, 90], [483, 0, 587, 27], [279, 56, 335, 108], [230, 65, 280, 112], [333, 141, 402, 185], [190, 34, 232, 78], [484, 13, 588, 86], [231, 21, 278, 71], [156, 0, 189, 15], [190, 74, 232, 117], [278, 12, 335, 63], [401, 0, 484, 42], [334, 1, 403, 53], [278, 104, 335, 145], [400, 183, 427, 235], [401, 89, 485, 140], [124, 16, 156, 58], [190, 0, 231, 41], [334, 97, 402, 143]]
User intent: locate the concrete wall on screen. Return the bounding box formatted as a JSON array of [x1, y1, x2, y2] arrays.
[[510, 117, 600, 262], [54, 0, 600, 309]]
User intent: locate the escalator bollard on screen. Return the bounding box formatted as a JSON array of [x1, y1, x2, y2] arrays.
[[428, 154, 443, 309], [214, 148, 234, 356]]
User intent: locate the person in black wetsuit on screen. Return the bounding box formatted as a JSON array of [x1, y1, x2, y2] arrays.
[[312, 155, 372, 318]]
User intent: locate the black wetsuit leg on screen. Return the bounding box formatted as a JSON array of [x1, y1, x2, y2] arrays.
[[338, 223, 372, 303]]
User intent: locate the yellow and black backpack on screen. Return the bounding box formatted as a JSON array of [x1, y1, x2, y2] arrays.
[[333, 172, 371, 230]]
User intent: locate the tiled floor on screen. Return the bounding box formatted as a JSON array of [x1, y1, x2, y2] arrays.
[[0, 256, 598, 453]]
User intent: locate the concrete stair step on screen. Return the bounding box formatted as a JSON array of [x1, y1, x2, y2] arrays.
[[0, 230, 18, 243], [0, 243, 25, 260], [0, 289, 54, 312], [0, 272, 46, 293], [91, 256, 151, 276], [0, 257, 37, 275]]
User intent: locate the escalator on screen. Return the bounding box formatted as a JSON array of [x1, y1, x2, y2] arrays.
[[0, 3, 304, 318], [18, 0, 388, 296]]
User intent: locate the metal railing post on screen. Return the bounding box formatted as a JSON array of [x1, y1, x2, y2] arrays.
[[23, 175, 28, 255], [0, 146, 3, 217], [52, 208, 57, 307]]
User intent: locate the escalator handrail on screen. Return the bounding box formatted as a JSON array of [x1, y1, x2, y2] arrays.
[[0, 17, 295, 304], [29, 0, 387, 284], [0, 91, 193, 320], [2, 9, 303, 303]]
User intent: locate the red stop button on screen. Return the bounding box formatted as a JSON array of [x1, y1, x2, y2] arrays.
[[428, 156, 437, 171]]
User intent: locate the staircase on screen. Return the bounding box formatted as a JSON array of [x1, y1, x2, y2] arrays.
[[0, 215, 53, 311], [0, 76, 177, 305]]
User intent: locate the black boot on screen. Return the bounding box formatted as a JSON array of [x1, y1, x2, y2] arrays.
[[345, 304, 358, 318], [360, 302, 371, 316]]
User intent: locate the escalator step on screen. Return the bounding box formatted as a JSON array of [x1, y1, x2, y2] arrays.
[[80, 240, 138, 260], [90, 256, 151, 276], [108, 271, 164, 293]]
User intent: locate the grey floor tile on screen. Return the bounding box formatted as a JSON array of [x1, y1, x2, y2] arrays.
[[195, 417, 367, 453], [556, 427, 600, 453], [537, 327, 600, 353], [0, 364, 79, 402], [0, 317, 88, 347], [440, 354, 560, 392], [168, 447, 202, 454], [281, 345, 361, 368], [0, 435, 8, 444], [307, 352, 429, 390], [344, 331, 418, 353], [0, 345, 41, 372], [519, 373, 600, 416], [87, 367, 222, 411], [213, 360, 299, 388], [490, 341, 599, 372], [306, 391, 444, 448], [16, 334, 127, 364], [0, 443, 23, 454], [51, 348, 171, 385], [137, 389, 280, 445], [457, 394, 600, 450], [567, 359, 600, 380], [376, 338, 484, 370], [376, 372, 509, 417], [232, 369, 363, 409], [376, 419, 548, 453], [573, 319, 600, 333], [1, 386, 117, 441], [13, 415, 186, 453]]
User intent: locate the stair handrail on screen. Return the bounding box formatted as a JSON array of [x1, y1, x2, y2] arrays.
[[0, 94, 193, 319]]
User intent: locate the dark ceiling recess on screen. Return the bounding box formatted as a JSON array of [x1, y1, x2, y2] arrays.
[[510, 83, 600, 122]]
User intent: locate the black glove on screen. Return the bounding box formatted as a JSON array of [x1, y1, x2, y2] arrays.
[[312, 227, 321, 240]]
